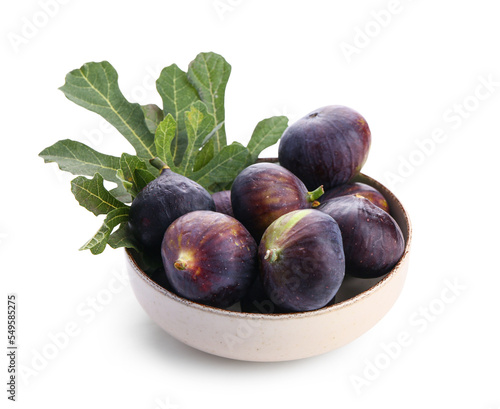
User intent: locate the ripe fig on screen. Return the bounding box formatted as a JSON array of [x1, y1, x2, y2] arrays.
[[128, 164, 215, 254], [231, 162, 324, 241], [322, 182, 389, 212], [278, 105, 371, 190], [212, 190, 233, 217], [161, 211, 257, 308], [318, 195, 405, 278], [259, 209, 345, 312]]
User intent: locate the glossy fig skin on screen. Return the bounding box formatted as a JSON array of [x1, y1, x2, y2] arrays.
[[322, 182, 389, 212], [231, 162, 323, 241], [278, 105, 371, 190], [128, 167, 216, 254], [161, 211, 258, 309], [259, 209, 345, 312], [318, 195, 405, 278], [212, 190, 234, 217]]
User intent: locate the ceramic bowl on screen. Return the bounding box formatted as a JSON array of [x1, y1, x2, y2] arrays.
[[125, 173, 412, 362]]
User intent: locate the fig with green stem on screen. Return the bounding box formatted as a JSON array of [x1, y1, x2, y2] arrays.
[[259, 209, 345, 312], [231, 162, 324, 241]]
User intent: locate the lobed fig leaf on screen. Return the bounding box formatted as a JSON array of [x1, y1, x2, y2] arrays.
[[39, 139, 121, 184], [187, 52, 231, 153], [59, 61, 156, 160]]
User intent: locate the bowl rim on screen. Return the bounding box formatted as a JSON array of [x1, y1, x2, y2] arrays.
[[126, 172, 412, 321]]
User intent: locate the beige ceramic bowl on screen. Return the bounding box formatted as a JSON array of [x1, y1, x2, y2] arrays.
[[125, 173, 411, 362]]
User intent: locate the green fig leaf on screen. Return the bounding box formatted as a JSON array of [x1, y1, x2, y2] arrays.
[[187, 52, 231, 153], [133, 168, 156, 192], [59, 61, 156, 159], [181, 101, 216, 176], [39, 139, 121, 183], [71, 173, 126, 216], [108, 186, 133, 203], [155, 102, 216, 178], [192, 138, 215, 172], [80, 207, 130, 254], [247, 116, 289, 162], [193, 142, 250, 191], [116, 153, 156, 198], [154, 113, 177, 167], [141, 104, 164, 134], [156, 64, 201, 165]]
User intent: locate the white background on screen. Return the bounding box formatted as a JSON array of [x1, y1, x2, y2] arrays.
[[2, 0, 500, 408]]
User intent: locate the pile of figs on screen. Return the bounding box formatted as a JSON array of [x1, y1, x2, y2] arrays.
[[128, 105, 406, 313]]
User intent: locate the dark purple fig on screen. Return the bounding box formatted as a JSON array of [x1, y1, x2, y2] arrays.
[[212, 190, 233, 217], [322, 182, 389, 212], [231, 162, 324, 241], [278, 105, 371, 190], [259, 209, 345, 312], [128, 165, 215, 254], [318, 195, 405, 278], [161, 210, 257, 308]]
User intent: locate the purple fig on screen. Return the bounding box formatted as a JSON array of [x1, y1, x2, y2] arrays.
[[319, 195, 405, 278], [278, 105, 371, 190], [322, 182, 389, 212], [212, 190, 233, 217], [231, 162, 324, 241], [161, 211, 257, 308], [259, 209, 345, 312]]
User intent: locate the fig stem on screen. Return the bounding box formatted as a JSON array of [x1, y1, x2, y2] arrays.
[[264, 249, 280, 263], [307, 185, 324, 203], [174, 259, 187, 270], [150, 157, 170, 172]]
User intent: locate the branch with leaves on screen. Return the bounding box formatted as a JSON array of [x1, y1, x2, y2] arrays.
[[39, 52, 288, 255]]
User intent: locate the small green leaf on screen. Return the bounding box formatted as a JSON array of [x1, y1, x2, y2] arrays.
[[247, 116, 289, 162], [108, 222, 140, 251], [181, 101, 216, 176], [192, 138, 215, 172], [71, 173, 126, 216], [193, 142, 250, 191], [109, 186, 133, 203], [134, 168, 156, 192], [154, 114, 177, 167], [115, 171, 133, 193], [156, 64, 201, 165], [192, 122, 224, 171], [116, 153, 155, 198], [60, 61, 156, 159], [39, 139, 121, 183], [119, 153, 148, 181], [187, 52, 231, 153], [80, 207, 130, 254], [141, 104, 164, 134]]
